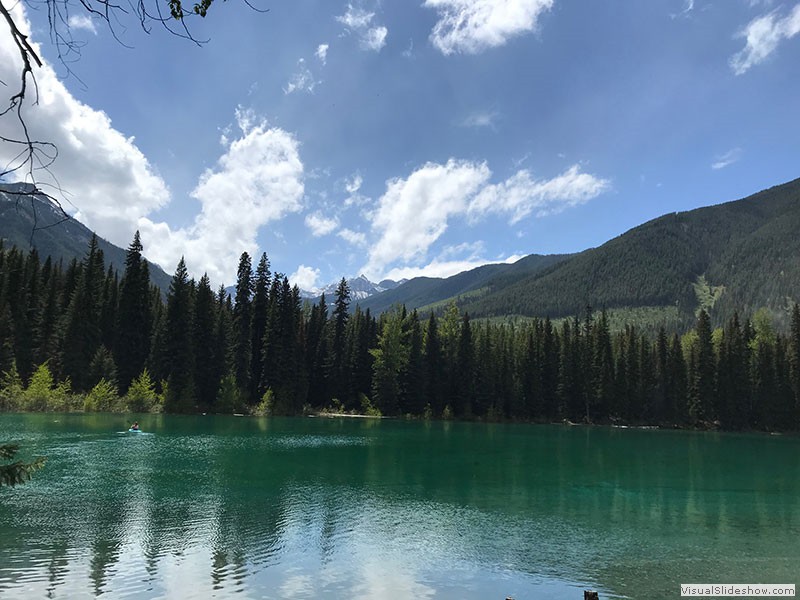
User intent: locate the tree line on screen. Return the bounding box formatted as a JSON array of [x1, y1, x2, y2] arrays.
[[1, 234, 799, 431]]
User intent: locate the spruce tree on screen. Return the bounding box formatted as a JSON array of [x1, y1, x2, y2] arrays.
[[249, 253, 271, 400], [163, 258, 195, 412], [232, 252, 253, 402], [689, 309, 715, 425], [115, 232, 152, 393], [193, 274, 218, 411], [327, 278, 350, 405], [789, 304, 800, 427], [423, 312, 444, 416], [60, 235, 105, 391]]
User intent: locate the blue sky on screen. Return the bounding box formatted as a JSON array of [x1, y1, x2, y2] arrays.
[[1, 0, 799, 289]]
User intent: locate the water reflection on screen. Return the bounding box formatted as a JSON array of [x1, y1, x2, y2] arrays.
[[0, 414, 799, 599]]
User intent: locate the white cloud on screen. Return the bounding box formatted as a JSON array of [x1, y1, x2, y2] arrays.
[[336, 4, 376, 29], [365, 159, 491, 276], [361, 160, 608, 279], [469, 165, 610, 223], [345, 173, 363, 194], [361, 26, 388, 51], [305, 212, 339, 236], [0, 3, 169, 247], [336, 3, 388, 52], [670, 0, 694, 19], [316, 43, 329, 64], [461, 110, 499, 128], [139, 110, 304, 284], [1, 8, 304, 287], [438, 240, 486, 260], [381, 254, 524, 281], [284, 58, 320, 94], [424, 0, 553, 55], [711, 147, 743, 170], [338, 228, 368, 246], [730, 3, 800, 75], [68, 15, 97, 34], [289, 264, 321, 291]]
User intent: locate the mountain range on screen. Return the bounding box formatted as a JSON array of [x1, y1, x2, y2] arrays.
[[2, 177, 799, 331], [0, 182, 172, 291]]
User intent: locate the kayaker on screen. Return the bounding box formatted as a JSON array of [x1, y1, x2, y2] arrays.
[[130, 421, 140, 431]]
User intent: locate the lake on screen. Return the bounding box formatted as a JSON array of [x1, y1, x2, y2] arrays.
[[1, 414, 798, 599]]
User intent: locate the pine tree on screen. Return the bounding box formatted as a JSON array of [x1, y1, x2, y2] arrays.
[[249, 253, 271, 400], [423, 312, 444, 416], [453, 313, 474, 417], [305, 294, 329, 407], [163, 258, 195, 412], [60, 235, 105, 391], [399, 310, 424, 415], [232, 252, 253, 402], [193, 274, 218, 411], [689, 309, 715, 425], [370, 309, 408, 416], [327, 278, 350, 405], [115, 232, 152, 393], [789, 304, 800, 427]]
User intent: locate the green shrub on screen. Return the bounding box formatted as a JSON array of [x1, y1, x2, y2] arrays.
[[0, 362, 23, 411], [21, 363, 71, 411], [252, 389, 274, 416], [83, 379, 119, 412], [125, 369, 158, 412]]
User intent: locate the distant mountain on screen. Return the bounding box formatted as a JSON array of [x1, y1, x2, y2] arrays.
[[304, 274, 406, 302], [453, 177, 800, 329], [0, 183, 172, 291], [354, 254, 572, 315]]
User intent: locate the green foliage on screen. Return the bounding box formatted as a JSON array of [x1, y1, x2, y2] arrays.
[[216, 374, 242, 414], [693, 274, 725, 316], [359, 393, 381, 417], [0, 362, 23, 411], [252, 389, 274, 416], [0, 444, 46, 487], [83, 379, 120, 412], [21, 363, 72, 412], [125, 369, 158, 412]]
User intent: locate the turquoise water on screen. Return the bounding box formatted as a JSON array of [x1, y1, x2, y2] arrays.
[[1, 414, 798, 599]]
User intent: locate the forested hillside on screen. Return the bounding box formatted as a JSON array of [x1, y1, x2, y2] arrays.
[[357, 253, 571, 315], [383, 178, 800, 331], [0, 183, 172, 291], [1, 236, 799, 432]]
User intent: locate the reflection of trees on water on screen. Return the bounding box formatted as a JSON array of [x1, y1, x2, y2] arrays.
[[2, 415, 800, 598]]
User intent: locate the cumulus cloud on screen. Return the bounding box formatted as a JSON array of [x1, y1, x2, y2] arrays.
[[469, 164, 611, 223], [711, 147, 743, 170], [1, 7, 303, 286], [424, 0, 553, 55], [336, 3, 388, 52], [139, 109, 304, 284], [316, 43, 329, 64], [284, 58, 320, 94], [289, 264, 321, 291], [365, 159, 491, 276], [362, 159, 608, 279], [0, 3, 169, 246], [730, 3, 800, 74], [305, 212, 339, 236]]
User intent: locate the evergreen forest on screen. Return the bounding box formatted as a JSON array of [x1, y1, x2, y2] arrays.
[[1, 234, 799, 432]]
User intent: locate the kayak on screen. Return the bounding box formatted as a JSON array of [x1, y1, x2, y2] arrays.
[[128, 428, 144, 433]]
